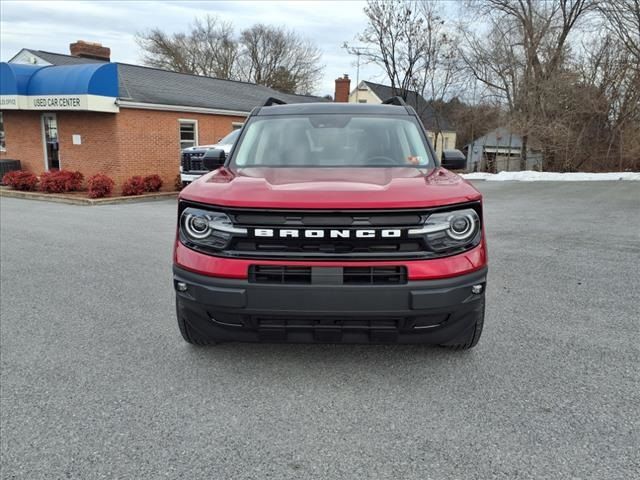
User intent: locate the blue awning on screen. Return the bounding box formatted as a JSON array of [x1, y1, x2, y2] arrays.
[[0, 62, 119, 112]]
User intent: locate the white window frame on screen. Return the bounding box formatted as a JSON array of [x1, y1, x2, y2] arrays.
[[41, 112, 60, 171], [179, 119, 198, 149], [0, 112, 6, 152]]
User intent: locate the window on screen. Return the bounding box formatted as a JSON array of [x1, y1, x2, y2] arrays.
[[444, 137, 449, 149], [0, 112, 5, 151], [358, 99, 367, 104], [232, 114, 433, 168], [218, 129, 241, 146], [179, 120, 198, 149], [232, 122, 244, 130]]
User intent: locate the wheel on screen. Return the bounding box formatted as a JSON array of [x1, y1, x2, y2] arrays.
[[176, 299, 217, 346], [439, 303, 485, 350]]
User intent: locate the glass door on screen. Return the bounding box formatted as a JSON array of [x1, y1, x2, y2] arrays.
[[42, 113, 60, 170]]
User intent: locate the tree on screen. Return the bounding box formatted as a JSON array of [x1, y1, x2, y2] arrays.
[[460, 0, 598, 169], [347, 0, 460, 147], [238, 24, 323, 94], [137, 15, 238, 78], [136, 17, 324, 94], [346, 0, 437, 100], [599, 0, 640, 63]]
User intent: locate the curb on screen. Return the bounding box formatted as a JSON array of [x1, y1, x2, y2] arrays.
[[0, 189, 178, 205]]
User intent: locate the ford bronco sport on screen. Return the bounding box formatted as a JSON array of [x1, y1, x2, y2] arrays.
[[173, 98, 487, 348]]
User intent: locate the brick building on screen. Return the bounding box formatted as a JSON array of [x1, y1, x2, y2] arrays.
[[0, 41, 322, 190]]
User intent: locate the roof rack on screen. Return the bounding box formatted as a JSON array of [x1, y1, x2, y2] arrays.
[[382, 96, 407, 106], [263, 97, 287, 107]]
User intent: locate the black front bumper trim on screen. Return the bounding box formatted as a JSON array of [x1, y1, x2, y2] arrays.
[[173, 265, 487, 344]]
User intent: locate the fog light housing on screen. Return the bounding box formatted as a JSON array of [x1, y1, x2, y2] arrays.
[[471, 284, 483, 294], [176, 282, 188, 292]]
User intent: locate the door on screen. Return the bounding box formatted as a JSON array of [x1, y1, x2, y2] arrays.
[[42, 113, 60, 170]]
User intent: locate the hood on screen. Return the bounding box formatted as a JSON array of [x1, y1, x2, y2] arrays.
[[182, 143, 234, 153], [180, 167, 481, 209]]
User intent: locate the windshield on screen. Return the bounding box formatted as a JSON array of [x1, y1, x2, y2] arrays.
[[231, 115, 433, 168], [219, 129, 240, 145]]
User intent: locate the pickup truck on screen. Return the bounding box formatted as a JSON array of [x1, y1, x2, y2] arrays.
[[179, 129, 240, 186], [173, 99, 487, 348]]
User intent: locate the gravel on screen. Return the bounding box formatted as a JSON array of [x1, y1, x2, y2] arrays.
[[1, 181, 639, 479]]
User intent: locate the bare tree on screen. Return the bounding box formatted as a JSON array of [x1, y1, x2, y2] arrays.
[[238, 24, 323, 94], [137, 17, 324, 94], [347, 0, 459, 149], [461, 0, 598, 169], [137, 15, 238, 79], [599, 0, 640, 63], [346, 0, 437, 99]]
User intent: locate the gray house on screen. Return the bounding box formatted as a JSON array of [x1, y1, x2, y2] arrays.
[[465, 127, 543, 172]]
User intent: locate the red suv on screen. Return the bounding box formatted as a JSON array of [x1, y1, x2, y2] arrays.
[[173, 98, 487, 348]]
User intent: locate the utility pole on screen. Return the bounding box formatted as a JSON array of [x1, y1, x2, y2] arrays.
[[344, 45, 368, 103]]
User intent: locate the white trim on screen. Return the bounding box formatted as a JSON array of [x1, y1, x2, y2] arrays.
[[118, 100, 249, 117], [8, 49, 52, 66], [41, 113, 59, 171], [179, 119, 198, 149], [0, 112, 5, 152]]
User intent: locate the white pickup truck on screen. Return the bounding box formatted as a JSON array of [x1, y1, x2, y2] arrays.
[[179, 129, 240, 186]]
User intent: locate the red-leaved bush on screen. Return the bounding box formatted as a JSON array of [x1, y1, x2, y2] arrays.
[[122, 176, 146, 196], [87, 173, 115, 199], [143, 174, 163, 192], [39, 170, 84, 193], [2, 170, 39, 191]]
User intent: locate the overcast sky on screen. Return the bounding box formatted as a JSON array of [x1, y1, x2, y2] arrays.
[[0, 0, 413, 96]]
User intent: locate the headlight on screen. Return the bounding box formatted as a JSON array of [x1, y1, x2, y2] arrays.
[[409, 208, 481, 253], [179, 207, 247, 250]]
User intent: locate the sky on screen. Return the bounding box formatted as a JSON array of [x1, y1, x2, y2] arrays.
[[0, 0, 404, 96]]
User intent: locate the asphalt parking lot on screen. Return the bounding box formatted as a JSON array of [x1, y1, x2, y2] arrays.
[[1, 181, 638, 479]]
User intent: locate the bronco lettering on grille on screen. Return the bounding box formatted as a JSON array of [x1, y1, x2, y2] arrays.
[[252, 228, 403, 239]]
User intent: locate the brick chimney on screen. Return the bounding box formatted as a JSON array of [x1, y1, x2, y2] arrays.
[[69, 40, 111, 61], [334, 74, 351, 103]]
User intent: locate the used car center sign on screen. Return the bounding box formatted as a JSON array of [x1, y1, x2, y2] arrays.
[[32, 95, 83, 108], [0, 94, 118, 113]]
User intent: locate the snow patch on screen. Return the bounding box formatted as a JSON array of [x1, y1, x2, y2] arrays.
[[461, 171, 640, 182]]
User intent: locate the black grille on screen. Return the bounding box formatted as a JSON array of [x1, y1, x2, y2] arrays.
[[180, 202, 481, 260], [232, 212, 422, 226], [249, 266, 407, 284], [226, 208, 430, 259], [249, 265, 312, 284], [343, 266, 407, 284], [235, 239, 422, 256], [181, 152, 206, 172], [253, 314, 448, 330]]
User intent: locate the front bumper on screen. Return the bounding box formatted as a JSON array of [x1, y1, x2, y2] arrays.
[[174, 265, 487, 344], [180, 172, 206, 184]]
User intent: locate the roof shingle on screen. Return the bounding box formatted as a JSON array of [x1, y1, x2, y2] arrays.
[[21, 49, 324, 113], [363, 81, 454, 131]]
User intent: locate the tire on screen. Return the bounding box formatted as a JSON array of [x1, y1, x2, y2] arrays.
[[176, 300, 217, 346], [440, 303, 485, 350]]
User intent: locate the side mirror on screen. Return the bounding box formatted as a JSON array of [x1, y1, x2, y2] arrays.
[[202, 148, 226, 170], [441, 149, 467, 170]]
